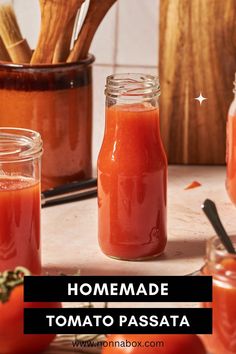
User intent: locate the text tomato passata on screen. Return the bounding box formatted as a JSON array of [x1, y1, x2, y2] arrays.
[[102, 334, 206, 354]]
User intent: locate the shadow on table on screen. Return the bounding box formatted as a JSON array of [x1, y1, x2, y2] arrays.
[[42, 266, 81, 276], [43, 265, 142, 276], [158, 237, 210, 261], [43, 237, 211, 276]]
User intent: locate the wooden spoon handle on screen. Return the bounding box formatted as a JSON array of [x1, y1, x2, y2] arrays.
[[67, 0, 117, 62], [0, 4, 31, 63], [0, 36, 11, 61], [7, 38, 32, 63], [31, 0, 84, 64], [52, 14, 77, 63]]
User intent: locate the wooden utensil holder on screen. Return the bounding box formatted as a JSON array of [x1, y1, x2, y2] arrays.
[[0, 55, 95, 191]]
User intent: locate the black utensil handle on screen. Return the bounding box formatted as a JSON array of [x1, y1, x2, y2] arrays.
[[42, 178, 97, 198], [42, 189, 97, 208], [202, 199, 236, 254]]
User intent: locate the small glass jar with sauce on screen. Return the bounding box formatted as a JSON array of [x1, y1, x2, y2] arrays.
[[226, 74, 236, 205], [201, 235, 236, 354], [98, 73, 167, 261], [0, 128, 43, 274], [0, 56, 94, 191]]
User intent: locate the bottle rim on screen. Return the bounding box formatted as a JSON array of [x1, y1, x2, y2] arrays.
[[105, 73, 161, 99], [0, 127, 43, 163]]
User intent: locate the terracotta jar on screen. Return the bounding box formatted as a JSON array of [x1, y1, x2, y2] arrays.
[[0, 55, 94, 191]]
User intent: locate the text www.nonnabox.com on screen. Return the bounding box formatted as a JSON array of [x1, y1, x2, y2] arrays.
[[72, 339, 165, 349]]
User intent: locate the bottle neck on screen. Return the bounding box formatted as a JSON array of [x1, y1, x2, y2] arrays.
[[105, 73, 160, 108]]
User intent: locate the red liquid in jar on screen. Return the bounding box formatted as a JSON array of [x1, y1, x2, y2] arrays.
[[0, 178, 41, 274], [202, 258, 236, 354], [98, 103, 167, 260]]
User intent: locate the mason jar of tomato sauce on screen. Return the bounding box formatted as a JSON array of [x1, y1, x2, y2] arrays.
[[226, 74, 236, 205], [0, 128, 42, 274], [201, 236, 236, 354], [98, 74, 167, 260]]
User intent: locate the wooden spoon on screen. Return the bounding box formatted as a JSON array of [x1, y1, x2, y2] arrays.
[[0, 4, 31, 63], [31, 0, 84, 64], [0, 36, 11, 62], [52, 14, 77, 63], [52, 2, 85, 64], [67, 0, 117, 62]]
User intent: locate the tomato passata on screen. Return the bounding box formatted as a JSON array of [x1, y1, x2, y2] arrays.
[[0, 267, 61, 354], [102, 334, 206, 354]]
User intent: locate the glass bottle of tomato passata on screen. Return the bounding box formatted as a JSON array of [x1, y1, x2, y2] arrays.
[[226, 74, 236, 205], [97, 74, 167, 261], [201, 236, 236, 354]]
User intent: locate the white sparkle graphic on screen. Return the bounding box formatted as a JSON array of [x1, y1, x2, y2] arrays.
[[194, 92, 207, 105]]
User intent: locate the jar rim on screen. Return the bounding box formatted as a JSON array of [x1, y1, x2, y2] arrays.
[[0, 128, 43, 162], [105, 73, 160, 99], [0, 54, 95, 71], [207, 235, 236, 260]]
